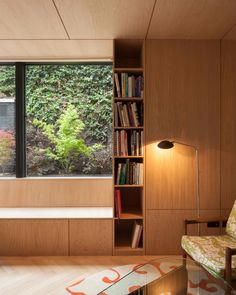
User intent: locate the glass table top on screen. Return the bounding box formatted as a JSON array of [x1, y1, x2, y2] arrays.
[[99, 257, 236, 295]]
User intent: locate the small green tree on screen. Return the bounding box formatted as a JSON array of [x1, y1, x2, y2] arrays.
[[33, 104, 92, 174]]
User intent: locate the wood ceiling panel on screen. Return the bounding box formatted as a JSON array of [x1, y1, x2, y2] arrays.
[[54, 0, 155, 39], [148, 0, 236, 39], [0, 0, 67, 39], [0, 40, 112, 60]]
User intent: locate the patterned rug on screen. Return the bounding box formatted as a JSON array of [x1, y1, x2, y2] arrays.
[[66, 260, 235, 295]]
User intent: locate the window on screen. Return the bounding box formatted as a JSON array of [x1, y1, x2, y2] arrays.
[[0, 63, 112, 178], [0, 65, 15, 177]]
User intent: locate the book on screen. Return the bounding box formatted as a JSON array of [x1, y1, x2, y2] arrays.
[[120, 163, 127, 185], [128, 76, 132, 97], [121, 73, 126, 97], [116, 163, 122, 185], [131, 221, 143, 248], [114, 73, 121, 97], [125, 73, 129, 97], [123, 104, 130, 127], [114, 103, 118, 126], [115, 189, 122, 218]]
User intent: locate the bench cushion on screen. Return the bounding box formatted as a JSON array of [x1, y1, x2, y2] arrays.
[[181, 235, 236, 278], [226, 200, 236, 239]]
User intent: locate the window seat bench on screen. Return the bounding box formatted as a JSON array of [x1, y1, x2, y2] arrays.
[[0, 207, 113, 219], [0, 207, 113, 256]]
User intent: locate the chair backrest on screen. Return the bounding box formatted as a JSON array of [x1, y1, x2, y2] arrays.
[[226, 200, 236, 239]]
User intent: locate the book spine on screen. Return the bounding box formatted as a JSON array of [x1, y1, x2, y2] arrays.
[[114, 73, 121, 98], [125, 73, 129, 97], [114, 102, 118, 127], [116, 163, 122, 185], [140, 130, 144, 156], [120, 163, 127, 185], [139, 163, 143, 185], [128, 76, 132, 97], [121, 73, 125, 97], [126, 159, 130, 184], [116, 102, 124, 127], [123, 104, 130, 127], [116, 189, 122, 218], [114, 130, 117, 156]]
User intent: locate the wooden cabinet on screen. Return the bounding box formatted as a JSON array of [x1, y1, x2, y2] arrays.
[[69, 219, 113, 255]]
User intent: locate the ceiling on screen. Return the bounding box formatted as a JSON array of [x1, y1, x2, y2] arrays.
[[0, 0, 235, 60]]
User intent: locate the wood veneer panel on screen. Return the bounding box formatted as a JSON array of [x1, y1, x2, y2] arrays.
[[69, 219, 112, 255], [0, 219, 68, 255], [146, 210, 197, 255], [0, 40, 112, 60], [224, 25, 236, 40], [199, 210, 221, 236], [54, 0, 155, 39], [0, 0, 67, 39], [0, 178, 112, 207], [145, 40, 220, 210], [148, 0, 236, 39], [221, 41, 236, 210]]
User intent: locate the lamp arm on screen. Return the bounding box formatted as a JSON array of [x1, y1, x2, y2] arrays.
[[172, 140, 198, 151]]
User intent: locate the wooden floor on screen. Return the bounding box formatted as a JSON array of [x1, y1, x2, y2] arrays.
[[0, 256, 159, 295]]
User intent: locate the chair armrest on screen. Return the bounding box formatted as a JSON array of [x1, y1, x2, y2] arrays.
[[225, 247, 236, 283], [184, 217, 228, 235]]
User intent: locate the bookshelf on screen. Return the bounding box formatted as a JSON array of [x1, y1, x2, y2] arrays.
[[113, 39, 145, 255]]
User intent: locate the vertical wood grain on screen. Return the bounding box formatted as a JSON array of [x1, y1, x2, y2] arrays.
[[0, 178, 112, 207], [146, 209, 197, 255], [221, 40, 236, 210], [69, 219, 113, 255], [145, 40, 220, 211], [0, 219, 68, 256]]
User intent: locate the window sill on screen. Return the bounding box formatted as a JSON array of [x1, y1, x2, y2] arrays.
[[0, 176, 112, 180]]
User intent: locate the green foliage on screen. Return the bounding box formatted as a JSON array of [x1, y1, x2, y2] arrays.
[[33, 105, 92, 173], [0, 64, 112, 175], [0, 130, 15, 172], [0, 66, 15, 97], [25, 64, 112, 143]]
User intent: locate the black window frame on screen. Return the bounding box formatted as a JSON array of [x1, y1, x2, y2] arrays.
[[0, 61, 112, 178]]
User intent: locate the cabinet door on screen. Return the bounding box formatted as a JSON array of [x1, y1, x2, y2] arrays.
[[0, 219, 68, 255], [69, 219, 113, 255]]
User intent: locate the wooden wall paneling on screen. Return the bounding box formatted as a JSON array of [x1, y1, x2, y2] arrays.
[[224, 25, 236, 40], [199, 210, 221, 236], [145, 40, 220, 211], [221, 40, 236, 210], [69, 219, 113, 255], [0, 178, 113, 207], [147, 0, 236, 39], [0, 0, 67, 39], [0, 40, 113, 61], [0, 219, 68, 255], [146, 210, 198, 255], [54, 0, 155, 39]]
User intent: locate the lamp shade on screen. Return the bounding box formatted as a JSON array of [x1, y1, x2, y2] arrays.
[[157, 140, 174, 149]]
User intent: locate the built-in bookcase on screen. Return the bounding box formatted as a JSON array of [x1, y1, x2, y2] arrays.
[[113, 40, 145, 255]]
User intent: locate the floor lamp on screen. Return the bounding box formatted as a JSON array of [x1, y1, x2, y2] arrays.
[[157, 140, 200, 232]]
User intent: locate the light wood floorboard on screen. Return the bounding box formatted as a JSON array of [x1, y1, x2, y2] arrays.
[[0, 256, 163, 295]]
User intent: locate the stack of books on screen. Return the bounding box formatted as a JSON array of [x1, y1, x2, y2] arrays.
[[114, 130, 144, 156], [116, 161, 143, 185], [114, 73, 144, 98], [114, 102, 143, 127], [131, 221, 143, 248]]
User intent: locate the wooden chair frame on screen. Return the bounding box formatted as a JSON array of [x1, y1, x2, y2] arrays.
[[184, 217, 236, 286]]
